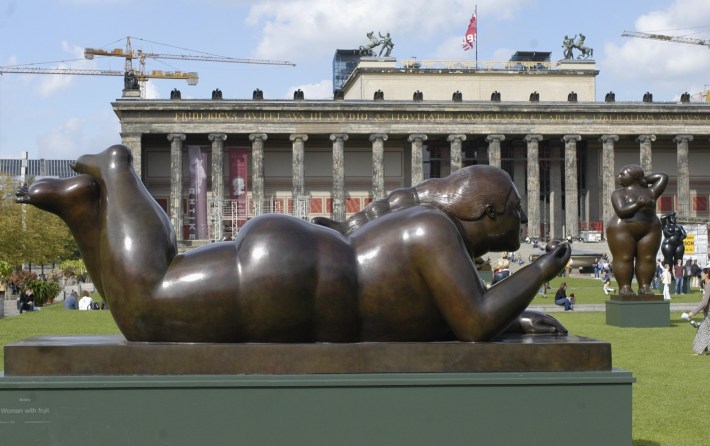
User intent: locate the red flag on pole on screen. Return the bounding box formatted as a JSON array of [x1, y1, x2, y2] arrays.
[[461, 10, 477, 51]]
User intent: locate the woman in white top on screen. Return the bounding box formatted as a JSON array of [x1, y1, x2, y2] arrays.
[[661, 264, 672, 300]]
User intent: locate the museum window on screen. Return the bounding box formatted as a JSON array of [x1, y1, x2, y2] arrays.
[[658, 196, 673, 213], [462, 146, 479, 167], [423, 142, 451, 179], [693, 196, 708, 216]]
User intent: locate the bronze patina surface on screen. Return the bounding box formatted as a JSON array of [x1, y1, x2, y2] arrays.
[[4, 334, 611, 376], [16, 145, 571, 343], [606, 165, 668, 296]]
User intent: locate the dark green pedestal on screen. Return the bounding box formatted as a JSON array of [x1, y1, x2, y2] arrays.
[[0, 370, 634, 446], [606, 298, 670, 327]]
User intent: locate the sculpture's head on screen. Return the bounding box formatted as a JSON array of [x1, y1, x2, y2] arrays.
[[71, 145, 133, 180], [617, 164, 645, 187], [417, 165, 527, 254]]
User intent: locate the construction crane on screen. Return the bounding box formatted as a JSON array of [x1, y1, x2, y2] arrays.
[[83, 36, 295, 95], [622, 30, 710, 101], [621, 30, 710, 48], [0, 64, 197, 84]]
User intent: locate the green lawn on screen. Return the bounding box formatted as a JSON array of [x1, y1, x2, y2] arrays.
[[532, 275, 703, 305], [0, 299, 706, 445]]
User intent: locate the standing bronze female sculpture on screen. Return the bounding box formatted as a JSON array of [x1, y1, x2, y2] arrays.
[[17, 145, 570, 343], [661, 212, 686, 267], [606, 165, 668, 295]]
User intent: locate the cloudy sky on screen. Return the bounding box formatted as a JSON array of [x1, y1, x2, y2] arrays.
[[1, 0, 709, 160]]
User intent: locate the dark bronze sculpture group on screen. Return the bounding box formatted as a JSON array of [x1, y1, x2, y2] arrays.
[[16, 145, 571, 343]]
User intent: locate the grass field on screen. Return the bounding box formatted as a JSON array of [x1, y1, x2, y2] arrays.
[[1, 293, 706, 446], [532, 275, 703, 305]]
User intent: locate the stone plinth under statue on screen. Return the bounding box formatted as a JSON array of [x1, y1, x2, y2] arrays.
[[5, 334, 610, 376], [606, 294, 670, 327], [2, 335, 632, 446]]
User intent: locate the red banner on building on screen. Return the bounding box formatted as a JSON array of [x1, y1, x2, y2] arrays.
[[229, 148, 249, 228]]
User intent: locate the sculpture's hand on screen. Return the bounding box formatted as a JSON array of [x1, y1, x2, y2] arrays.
[[507, 310, 568, 335], [533, 241, 572, 283], [519, 310, 568, 334], [15, 185, 30, 204]]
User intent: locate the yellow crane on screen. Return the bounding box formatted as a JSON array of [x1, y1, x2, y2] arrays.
[[1, 36, 295, 97], [83, 36, 295, 95], [0, 64, 197, 85], [621, 30, 710, 101]]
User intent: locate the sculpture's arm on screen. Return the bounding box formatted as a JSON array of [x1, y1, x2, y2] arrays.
[[646, 172, 669, 198], [415, 217, 570, 341], [610, 189, 642, 219]]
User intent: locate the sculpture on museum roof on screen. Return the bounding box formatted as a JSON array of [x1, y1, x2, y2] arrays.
[[17, 145, 570, 343], [378, 32, 394, 57], [606, 165, 668, 295], [562, 34, 593, 59], [123, 71, 139, 90], [359, 31, 394, 57]]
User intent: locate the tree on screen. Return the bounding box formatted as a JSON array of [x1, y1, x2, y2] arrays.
[[0, 174, 78, 266]]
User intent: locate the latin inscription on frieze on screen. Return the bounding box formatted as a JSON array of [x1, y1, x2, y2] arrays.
[[173, 111, 710, 124]]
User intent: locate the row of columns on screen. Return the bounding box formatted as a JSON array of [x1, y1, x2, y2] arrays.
[[156, 131, 694, 241]]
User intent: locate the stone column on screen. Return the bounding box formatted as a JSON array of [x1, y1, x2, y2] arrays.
[[409, 134, 427, 186], [249, 133, 267, 216], [290, 134, 308, 201], [549, 145, 563, 240], [600, 135, 618, 237], [167, 133, 186, 240], [563, 135, 581, 239], [208, 134, 227, 201], [330, 133, 348, 221], [370, 133, 388, 200], [447, 134, 466, 171], [512, 141, 527, 215], [120, 132, 142, 177], [675, 135, 693, 217], [637, 134, 655, 174], [525, 135, 542, 239], [208, 133, 227, 241], [486, 134, 505, 168]]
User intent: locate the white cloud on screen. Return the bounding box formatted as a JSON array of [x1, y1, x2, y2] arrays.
[[144, 81, 161, 99], [245, 0, 531, 61], [284, 79, 333, 99], [602, 0, 710, 99], [34, 40, 99, 97], [36, 110, 120, 160]]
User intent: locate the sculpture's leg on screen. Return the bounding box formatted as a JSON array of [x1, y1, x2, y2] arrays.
[[606, 226, 635, 295], [636, 231, 662, 295]]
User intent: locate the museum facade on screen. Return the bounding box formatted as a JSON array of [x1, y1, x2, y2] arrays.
[[111, 57, 710, 243]]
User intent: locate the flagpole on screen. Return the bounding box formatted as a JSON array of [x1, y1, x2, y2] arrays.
[[475, 5, 478, 69]]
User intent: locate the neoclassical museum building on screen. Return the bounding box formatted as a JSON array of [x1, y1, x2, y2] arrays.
[[105, 53, 710, 243]]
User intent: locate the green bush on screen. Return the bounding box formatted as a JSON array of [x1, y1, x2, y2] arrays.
[[28, 279, 61, 306]]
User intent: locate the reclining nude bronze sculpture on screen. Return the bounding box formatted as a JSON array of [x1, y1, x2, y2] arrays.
[[16, 145, 570, 343]]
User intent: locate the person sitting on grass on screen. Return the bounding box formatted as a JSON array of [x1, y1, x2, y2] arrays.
[[78, 291, 94, 310], [554, 282, 574, 311], [603, 279, 615, 295], [64, 290, 78, 310], [491, 259, 511, 285]]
